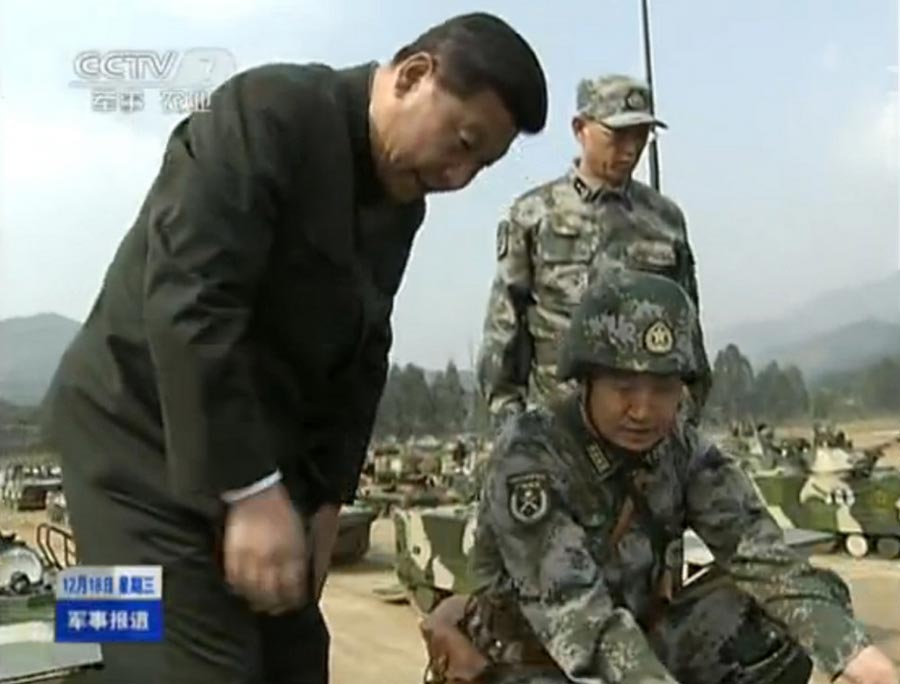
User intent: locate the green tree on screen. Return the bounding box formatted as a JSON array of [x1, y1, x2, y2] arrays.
[[707, 344, 756, 423], [782, 365, 810, 417], [372, 364, 405, 440], [859, 357, 900, 413], [752, 362, 790, 422], [811, 388, 838, 420], [466, 389, 492, 435], [432, 361, 467, 435], [399, 364, 434, 435]]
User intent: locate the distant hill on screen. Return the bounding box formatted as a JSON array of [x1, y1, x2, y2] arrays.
[[762, 318, 900, 381], [0, 313, 81, 406], [5, 270, 899, 406], [708, 271, 900, 379]]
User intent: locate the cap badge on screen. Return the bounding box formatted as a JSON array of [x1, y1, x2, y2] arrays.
[[644, 320, 674, 354], [624, 89, 648, 111]]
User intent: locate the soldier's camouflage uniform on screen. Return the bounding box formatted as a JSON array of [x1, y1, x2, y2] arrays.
[[477, 74, 711, 428], [468, 270, 870, 684]]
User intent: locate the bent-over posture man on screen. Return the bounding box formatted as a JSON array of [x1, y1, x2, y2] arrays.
[[42, 13, 547, 684]]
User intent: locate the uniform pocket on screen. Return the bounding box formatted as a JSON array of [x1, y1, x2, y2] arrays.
[[625, 239, 678, 273], [537, 225, 596, 265]]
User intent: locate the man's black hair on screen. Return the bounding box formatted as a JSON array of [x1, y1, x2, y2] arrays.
[[392, 13, 548, 134]]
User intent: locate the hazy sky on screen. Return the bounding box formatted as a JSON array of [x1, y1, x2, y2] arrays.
[[0, 0, 897, 369]]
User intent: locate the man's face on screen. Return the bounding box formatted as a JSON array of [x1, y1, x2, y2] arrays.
[[574, 117, 650, 186], [378, 54, 518, 201], [586, 370, 683, 453]]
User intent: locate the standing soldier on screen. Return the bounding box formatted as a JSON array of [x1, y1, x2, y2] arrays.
[[421, 269, 897, 684], [477, 74, 711, 428], [41, 13, 547, 684]]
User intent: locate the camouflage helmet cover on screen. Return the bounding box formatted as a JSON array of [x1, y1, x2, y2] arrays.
[[557, 268, 701, 383]]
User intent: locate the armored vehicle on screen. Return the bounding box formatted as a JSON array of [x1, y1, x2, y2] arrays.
[[747, 443, 900, 558], [359, 442, 468, 516], [1, 465, 63, 512], [0, 525, 101, 682], [731, 425, 900, 558], [392, 504, 478, 612], [332, 505, 378, 566]]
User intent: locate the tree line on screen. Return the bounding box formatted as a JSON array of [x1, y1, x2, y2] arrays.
[[809, 356, 900, 420], [372, 346, 900, 440], [704, 344, 900, 425], [371, 361, 491, 441]]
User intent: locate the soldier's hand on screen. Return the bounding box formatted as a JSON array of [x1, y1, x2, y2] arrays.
[[223, 482, 307, 615], [839, 646, 898, 684]]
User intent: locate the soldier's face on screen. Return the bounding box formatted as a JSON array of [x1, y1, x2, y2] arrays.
[[574, 118, 649, 185], [375, 54, 518, 201], [586, 371, 683, 452]]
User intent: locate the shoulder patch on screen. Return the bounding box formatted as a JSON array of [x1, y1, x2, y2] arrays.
[[507, 472, 551, 524]]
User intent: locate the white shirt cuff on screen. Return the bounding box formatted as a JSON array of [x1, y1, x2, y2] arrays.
[[220, 470, 282, 503]]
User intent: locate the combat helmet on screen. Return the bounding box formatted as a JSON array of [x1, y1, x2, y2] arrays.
[[557, 267, 701, 383]]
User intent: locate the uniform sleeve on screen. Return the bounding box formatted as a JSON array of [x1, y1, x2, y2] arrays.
[[685, 442, 871, 678], [143, 70, 296, 500], [483, 449, 678, 684], [476, 204, 534, 425], [674, 211, 712, 417], [674, 210, 701, 309]]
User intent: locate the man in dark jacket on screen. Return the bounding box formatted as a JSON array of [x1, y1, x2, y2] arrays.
[[42, 13, 547, 683]]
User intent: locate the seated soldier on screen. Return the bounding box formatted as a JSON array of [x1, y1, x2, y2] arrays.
[[422, 269, 897, 684]]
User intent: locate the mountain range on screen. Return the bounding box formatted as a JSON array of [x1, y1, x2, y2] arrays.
[[0, 313, 81, 406], [705, 270, 900, 381], [1, 270, 897, 406]]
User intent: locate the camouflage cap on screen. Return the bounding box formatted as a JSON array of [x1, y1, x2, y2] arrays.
[[576, 74, 667, 129], [557, 268, 700, 382]]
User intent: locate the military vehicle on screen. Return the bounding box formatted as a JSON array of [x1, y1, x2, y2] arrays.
[[45, 491, 67, 527], [0, 525, 102, 682], [332, 505, 378, 566], [392, 504, 478, 612], [1, 465, 63, 512], [749, 445, 900, 559], [731, 425, 900, 559], [358, 440, 471, 516]]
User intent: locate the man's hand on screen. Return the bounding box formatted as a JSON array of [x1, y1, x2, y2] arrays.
[[838, 646, 898, 684], [309, 503, 341, 601], [223, 482, 307, 614]]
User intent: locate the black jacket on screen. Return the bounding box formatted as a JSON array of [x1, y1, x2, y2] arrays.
[[42, 62, 426, 518]]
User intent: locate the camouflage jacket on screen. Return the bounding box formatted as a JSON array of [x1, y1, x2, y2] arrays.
[[476, 168, 710, 425], [470, 395, 870, 683]]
